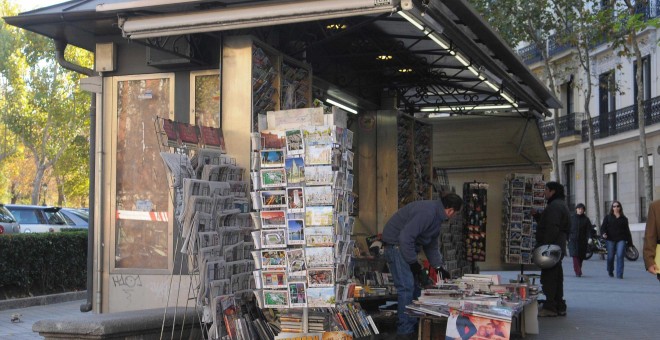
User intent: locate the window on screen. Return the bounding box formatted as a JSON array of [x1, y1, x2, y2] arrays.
[[639, 155, 653, 222], [599, 71, 616, 137], [604, 162, 618, 212], [562, 77, 574, 116], [563, 161, 575, 210], [633, 55, 651, 102]]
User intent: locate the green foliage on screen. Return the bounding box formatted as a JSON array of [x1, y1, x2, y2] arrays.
[[0, 0, 93, 204], [0, 231, 87, 299]]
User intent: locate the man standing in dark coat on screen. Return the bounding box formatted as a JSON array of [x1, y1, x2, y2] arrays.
[[535, 181, 570, 317], [568, 203, 591, 277]]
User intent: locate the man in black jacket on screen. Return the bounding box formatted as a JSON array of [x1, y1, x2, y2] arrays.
[[535, 181, 571, 317]]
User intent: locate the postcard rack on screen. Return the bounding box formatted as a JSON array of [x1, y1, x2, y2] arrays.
[[501, 173, 545, 264], [248, 106, 378, 336]]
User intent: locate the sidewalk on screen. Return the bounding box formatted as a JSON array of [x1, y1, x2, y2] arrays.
[[485, 256, 660, 339], [1, 258, 659, 339], [0, 299, 86, 339]]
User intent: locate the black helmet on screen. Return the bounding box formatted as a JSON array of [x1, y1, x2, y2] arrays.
[[532, 244, 562, 269]]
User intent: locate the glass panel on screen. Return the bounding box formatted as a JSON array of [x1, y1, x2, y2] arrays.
[[115, 78, 171, 270], [194, 74, 220, 127]]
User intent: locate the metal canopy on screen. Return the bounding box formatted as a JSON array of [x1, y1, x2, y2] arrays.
[[4, 0, 560, 120]]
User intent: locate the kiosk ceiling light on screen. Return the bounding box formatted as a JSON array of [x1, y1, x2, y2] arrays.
[[326, 23, 347, 30], [326, 98, 358, 114]]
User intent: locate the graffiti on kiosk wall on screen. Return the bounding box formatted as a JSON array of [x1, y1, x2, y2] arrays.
[[112, 274, 143, 288]]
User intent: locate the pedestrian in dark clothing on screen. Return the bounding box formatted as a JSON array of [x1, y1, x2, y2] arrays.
[[568, 203, 591, 277], [381, 193, 463, 338], [535, 181, 570, 317], [601, 200, 632, 279]]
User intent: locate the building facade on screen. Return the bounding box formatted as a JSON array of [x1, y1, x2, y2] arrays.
[[520, 2, 660, 231]]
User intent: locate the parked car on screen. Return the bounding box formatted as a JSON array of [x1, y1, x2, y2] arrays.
[[4, 205, 70, 233], [0, 204, 21, 235], [59, 208, 89, 228]]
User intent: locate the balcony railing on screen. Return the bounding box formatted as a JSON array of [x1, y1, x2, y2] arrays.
[[580, 95, 660, 141], [548, 33, 573, 56], [517, 1, 660, 64], [539, 112, 584, 141], [518, 44, 542, 64]]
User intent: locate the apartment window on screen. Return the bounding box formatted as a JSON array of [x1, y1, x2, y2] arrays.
[[563, 161, 575, 210], [603, 162, 618, 213], [562, 77, 574, 116], [599, 71, 616, 137], [633, 55, 651, 102], [639, 155, 653, 222]]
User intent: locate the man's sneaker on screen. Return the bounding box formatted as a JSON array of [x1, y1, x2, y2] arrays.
[[538, 308, 558, 317], [557, 310, 567, 316]]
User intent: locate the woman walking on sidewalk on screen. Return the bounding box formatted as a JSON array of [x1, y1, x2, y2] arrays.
[[569, 203, 591, 277], [600, 201, 632, 279]]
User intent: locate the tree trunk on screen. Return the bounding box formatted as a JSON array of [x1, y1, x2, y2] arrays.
[[31, 165, 47, 205], [629, 13, 653, 217]]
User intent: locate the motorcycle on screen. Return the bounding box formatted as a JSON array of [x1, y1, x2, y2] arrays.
[[584, 226, 639, 261]]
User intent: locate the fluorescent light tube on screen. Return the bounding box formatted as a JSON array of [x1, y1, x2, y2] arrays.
[[428, 33, 450, 50], [326, 98, 358, 114], [398, 11, 425, 31]]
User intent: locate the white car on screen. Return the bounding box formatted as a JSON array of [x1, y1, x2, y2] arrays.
[[5, 205, 70, 233], [0, 204, 21, 235]]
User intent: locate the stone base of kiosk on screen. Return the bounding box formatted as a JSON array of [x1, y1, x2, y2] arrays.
[[33, 307, 203, 340]]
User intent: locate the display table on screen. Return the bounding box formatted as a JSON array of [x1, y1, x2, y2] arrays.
[[410, 296, 539, 339]]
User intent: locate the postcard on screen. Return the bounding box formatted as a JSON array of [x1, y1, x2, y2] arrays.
[[287, 248, 307, 277], [266, 107, 324, 130], [305, 227, 334, 247], [345, 129, 353, 150], [261, 250, 287, 268], [262, 270, 287, 289], [261, 210, 286, 229], [264, 289, 289, 308], [331, 145, 343, 171], [260, 149, 285, 168], [345, 173, 354, 191], [307, 267, 334, 287], [286, 187, 305, 212], [305, 206, 334, 226], [304, 165, 334, 186], [285, 129, 305, 155], [260, 190, 287, 209], [261, 131, 286, 149], [305, 247, 334, 267], [261, 228, 287, 248], [288, 282, 308, 307], [260, 168, 286, 188], [287, 218, 306, 245], [305, 144, 332, 165], [285, 156, 305, 185], [306, 287, 335, 307], [303, 125, 334, 146], [304, 186, 333, 206]]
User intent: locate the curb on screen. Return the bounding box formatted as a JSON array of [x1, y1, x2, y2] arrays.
[[0, 291, 87, 311]]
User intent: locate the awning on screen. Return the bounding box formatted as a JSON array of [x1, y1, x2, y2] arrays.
[[428, 116, 551, 170], [4, 0, 560, 120]]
